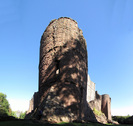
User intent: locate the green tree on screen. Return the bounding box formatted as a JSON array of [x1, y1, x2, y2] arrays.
[[8, 107, 12, 116], [11, 111, 17, 118], [0, 92, 10, 115], [19, 111, 26, 119]]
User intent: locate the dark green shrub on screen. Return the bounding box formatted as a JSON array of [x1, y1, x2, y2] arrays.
[[112, 115, 130, 124]]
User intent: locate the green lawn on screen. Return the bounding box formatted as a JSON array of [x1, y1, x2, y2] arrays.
[[0, 120, 132, 126]]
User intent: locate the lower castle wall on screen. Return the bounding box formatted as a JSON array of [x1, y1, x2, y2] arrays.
[[26, 92, 39, 114], [87, 75, 95, 102], [88, 91, 112, 121]]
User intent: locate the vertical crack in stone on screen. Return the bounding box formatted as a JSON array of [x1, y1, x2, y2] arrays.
[[53, 25, 56, 48]]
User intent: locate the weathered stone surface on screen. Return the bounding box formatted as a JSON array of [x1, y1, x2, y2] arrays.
[[88, 91, 112, 123], [26, 97, 33, 114], [112, 120, 119, 125], [101, 94, 111, 121], [87, 75, 95, 102], [26, 17, 112, 124], [89, 92, 102, 112], [31, 17, 89, 122], [26, 92, 39, 115], [95, 114, 108, 124]]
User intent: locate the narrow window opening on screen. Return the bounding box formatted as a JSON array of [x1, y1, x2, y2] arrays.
[[56, 69, 59, 75], [55, 60, 60, 75]]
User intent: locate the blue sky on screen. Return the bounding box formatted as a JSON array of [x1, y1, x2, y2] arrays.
[[0, 0, 133, 115]]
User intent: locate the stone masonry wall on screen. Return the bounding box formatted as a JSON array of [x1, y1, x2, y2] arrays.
[[101, 94, 111, 121], [87, 75, 95, 102], [26, 92, 39, 114], [26, 17, 111, 123], [26, 97, 33, 114], [89, 91, 112, 122], [35, 17, 88, 122]]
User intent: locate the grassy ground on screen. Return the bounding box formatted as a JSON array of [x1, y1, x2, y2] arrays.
[[0, 120, 132, 126]]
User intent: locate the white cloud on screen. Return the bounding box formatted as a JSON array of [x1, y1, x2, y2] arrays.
[[112, 105, 133, 116], [7, 98, 29, 112]]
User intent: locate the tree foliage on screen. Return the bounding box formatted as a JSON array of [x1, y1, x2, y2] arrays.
[[112, 115, 131, 124], [19, 111, 26, 119], [0, 92, 26, 119], [0, 92, 10, 115], [10, 111, 17, 118]]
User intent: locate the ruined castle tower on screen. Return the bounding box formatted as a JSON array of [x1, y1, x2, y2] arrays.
[[26, 17, 112, 123], [102, 94, 111, 121], [36, 17, 88, 122]]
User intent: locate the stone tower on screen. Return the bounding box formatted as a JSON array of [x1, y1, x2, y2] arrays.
[[36, 17, 88, 122], [102, 94, 111, 121], [26, 17, 112, 123]]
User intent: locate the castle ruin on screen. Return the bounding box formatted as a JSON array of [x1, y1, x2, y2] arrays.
[[26, 17, 111, 123], [87, 75, 111, 122]]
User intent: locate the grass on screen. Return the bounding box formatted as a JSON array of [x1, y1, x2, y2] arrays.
[[0, 120, 132, 126], [0, 120, 55, 126]]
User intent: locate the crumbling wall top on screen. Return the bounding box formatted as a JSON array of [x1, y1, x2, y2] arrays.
[[48, 17, 78, 26], [44, 17, 79, 34]]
